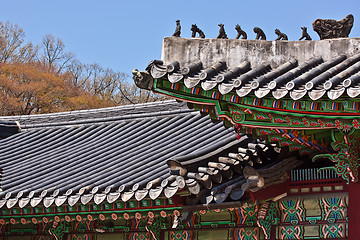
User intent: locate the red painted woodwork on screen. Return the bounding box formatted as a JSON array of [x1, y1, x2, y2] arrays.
[[249, 182, 288, 201], [348, 181, 360, 240], [170, 195, 186, 206]]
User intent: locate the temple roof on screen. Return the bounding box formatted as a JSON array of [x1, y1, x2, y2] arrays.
[[0, 101, 229, 207], [129, 38, 360, 159], [0, 100, 302, 209], [148, 52, 360, 101]]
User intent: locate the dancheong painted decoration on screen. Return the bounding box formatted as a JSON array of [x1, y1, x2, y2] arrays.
[[1, 16, 360, 240]]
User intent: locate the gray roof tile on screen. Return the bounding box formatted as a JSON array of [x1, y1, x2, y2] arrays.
[[0, 100, 241, 208], [149, 53, 360, 100], [0, 100, 315, 208]]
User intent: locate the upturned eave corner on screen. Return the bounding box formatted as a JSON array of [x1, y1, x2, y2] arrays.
[[132, 68, 154, 91], [137, 65, 360, 185]]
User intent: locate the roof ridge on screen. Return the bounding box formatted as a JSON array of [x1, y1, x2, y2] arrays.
[[0, 100, 181, 119], [21, 109, 198, 130], [0, 100, 192, 129]]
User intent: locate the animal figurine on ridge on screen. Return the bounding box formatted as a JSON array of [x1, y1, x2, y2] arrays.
[[216, 24, 228, 39], [253, 27, 266, 40], [191, 24, 205, 38], [299, 27, 312, 40], [275, 29, 288, 40], [235, 24, 247, 39]]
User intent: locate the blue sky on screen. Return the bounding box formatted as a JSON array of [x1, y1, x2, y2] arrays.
[[0, 0, 358, 78]]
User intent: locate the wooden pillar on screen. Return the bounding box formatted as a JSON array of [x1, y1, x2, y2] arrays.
[[348, 181, 360, 239]]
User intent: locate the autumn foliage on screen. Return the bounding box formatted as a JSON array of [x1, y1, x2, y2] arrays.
[[0, 63, 113, 115], [0, 21, 164, 116]]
